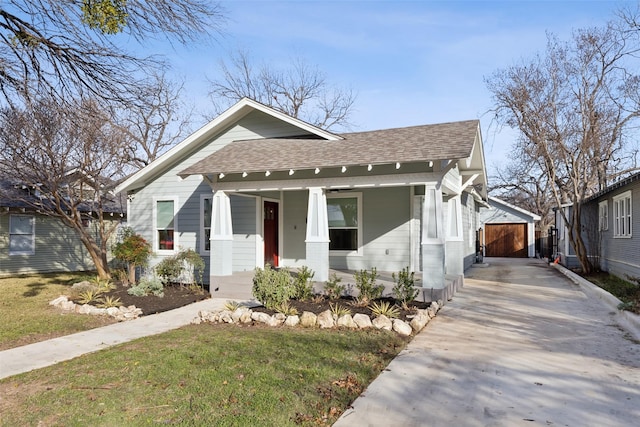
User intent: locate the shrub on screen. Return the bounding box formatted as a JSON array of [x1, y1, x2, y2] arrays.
[[369, 300, 400, 318], [89, 275, 115, 293], [354, 267, 384, 304], [112, 227, 152, 284], [392, 267, 418, 308], [324, 272, 345, 299], [128, 274, 164, 297], [155, 248, 205, 286], [293, 266, 315, 301], [252, 265, 296, 310]]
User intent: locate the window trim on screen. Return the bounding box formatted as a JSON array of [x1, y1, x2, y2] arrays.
[[200, 194, 212, 255], [153, 196, 179, 253], [613, 191, 632, 238], [327, 192, 363, 256], [598, 200, 608, 231], [9, 214, 35, 256]]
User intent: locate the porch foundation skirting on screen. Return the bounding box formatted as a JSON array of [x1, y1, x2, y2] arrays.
[[306, 241, 329, 282], [210, 240, 233, 276]]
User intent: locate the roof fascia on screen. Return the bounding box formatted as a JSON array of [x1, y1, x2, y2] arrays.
[[488, 196, 541, 221], [115, 98, 341, 193]]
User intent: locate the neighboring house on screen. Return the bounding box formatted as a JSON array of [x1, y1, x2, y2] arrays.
[[116, 98, 489, 299], [480, 197, 540, 258], [555, 172, 640, 279], [0, 177, 125, 277]]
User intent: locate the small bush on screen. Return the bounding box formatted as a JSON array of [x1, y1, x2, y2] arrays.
[[252, 265, 296, 310], [324, 273, 345, 299], [155, 248, 205, 286], [89, 275, 115, 293], [392, 267, 418, 308], [128, 275, 164, 297], [155, 256, 183, 284], [369, 300, 400, 318], [293, 266, 315, 301], [354, 267, 384, 304], [112, 227, 152, 284]]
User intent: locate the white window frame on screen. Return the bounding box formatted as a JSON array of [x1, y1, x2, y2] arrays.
[[200, 194, 212, 254], [327, 192, 363, 256], [9, 214, 35, 255], [613, 191, 632, 238], [598, 200, 608, 231], [153, 196, 179, 253]]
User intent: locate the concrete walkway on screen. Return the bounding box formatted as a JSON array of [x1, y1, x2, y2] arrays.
[[334, 258, 640, 427]]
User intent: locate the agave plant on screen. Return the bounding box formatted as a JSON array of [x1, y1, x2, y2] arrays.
[[273, 301, 299, 316], [330, 302, 352, 318], [97, 296, 122, 308], [369, 300, 401, 319], [77, 289, 104, 305], [223, 300, 241, 311]]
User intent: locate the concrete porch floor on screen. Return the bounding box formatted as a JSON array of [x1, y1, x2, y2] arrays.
[[210, 268, 460, 303]]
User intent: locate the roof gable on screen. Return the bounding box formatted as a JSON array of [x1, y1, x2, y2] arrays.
[[487, 197, 541, 221], [116, 98, 340, 193]]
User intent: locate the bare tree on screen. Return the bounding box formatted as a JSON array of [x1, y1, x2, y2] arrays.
[[486, 19, 640, 274], [208, 50, 356, 130], [0, 0, 224, 106], [116, 72, 193, 170], [0, 98, 129, 278]]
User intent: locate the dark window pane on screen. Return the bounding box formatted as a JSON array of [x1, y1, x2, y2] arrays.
[[158, 230, 174, 250], [329, 229, 357, 251], [205, 229, 211, 251]]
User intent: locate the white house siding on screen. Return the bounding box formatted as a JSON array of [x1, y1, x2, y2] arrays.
[[230, 195, 257, 271], [0, 214, 116, 277], [281, 190, 308, 267], [127, 110, 317, 274], [592, 180, 640, 280], [461, 192, 479, 270]]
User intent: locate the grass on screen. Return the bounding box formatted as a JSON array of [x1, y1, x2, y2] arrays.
[[0, 324, 407, 426], [585, 272, 640, 314], [0, 273, 116, 350]]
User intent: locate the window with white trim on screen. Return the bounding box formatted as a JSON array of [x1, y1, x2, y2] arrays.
[[598, 200, 608, 231], [327, 193, 362, 254], [155, 198, 177, 251], [613, 191, 632, 238], [201, 195, 212, 253], [9, 214, 35, 255]]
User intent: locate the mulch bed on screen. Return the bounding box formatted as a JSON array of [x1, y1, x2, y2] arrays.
[[81, 282, 210, 315], [253, 296, 431, 322]]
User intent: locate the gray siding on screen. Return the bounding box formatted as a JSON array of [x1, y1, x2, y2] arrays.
[[0, 213, 119, 277], [231, 195, 257, 271], [281, 190, 307, 266], [461, 192, 480, 270]]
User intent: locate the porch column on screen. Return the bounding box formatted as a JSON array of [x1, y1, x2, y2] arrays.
[[445, 195, 465, 277], [422, 185, 445, 290], [305, 187, 329, 282], [210, 190, 233, 276]]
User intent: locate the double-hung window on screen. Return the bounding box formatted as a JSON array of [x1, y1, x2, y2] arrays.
[[598, 200, 608, 231], [201, 195, 212, 253], [327, 193, 362, 254], [613, 191, 632, 238], [155, 198, 177, 251], [9, 215, 35, 255]]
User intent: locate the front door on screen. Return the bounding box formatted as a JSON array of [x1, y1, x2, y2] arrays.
[[264, 201, 279, 267]]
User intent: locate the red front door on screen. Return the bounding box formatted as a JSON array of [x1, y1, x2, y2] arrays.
[[264, 201, 279, 267]]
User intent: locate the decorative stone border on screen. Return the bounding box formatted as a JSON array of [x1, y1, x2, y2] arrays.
[[49, 296, 143, 322], [191, 300, 443, 336]]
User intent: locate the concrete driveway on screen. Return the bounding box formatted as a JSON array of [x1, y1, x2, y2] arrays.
[[334, 258, 640, 427]]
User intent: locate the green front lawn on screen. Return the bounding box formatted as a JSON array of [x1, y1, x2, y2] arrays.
[[0, 324, 407, 426], [0, 273, 115, 350]]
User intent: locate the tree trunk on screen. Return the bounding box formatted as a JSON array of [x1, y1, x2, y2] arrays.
[[567, 204, 593, 275], [128, 263, 137, 284]]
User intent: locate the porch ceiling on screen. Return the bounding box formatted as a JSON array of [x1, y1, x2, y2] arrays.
[[179, 120, 480, 177]]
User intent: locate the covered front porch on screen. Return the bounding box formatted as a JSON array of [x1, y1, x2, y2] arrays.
[[209, 269, 464, 304]]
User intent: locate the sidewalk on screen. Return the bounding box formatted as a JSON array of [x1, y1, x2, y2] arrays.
[[0, 297, 247, 380], [334, 258, 640, 427]]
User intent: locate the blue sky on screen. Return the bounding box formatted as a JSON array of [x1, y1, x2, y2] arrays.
[[155, 0, 627, 176]]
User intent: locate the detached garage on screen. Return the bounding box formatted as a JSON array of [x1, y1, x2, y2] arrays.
[[480, 197, 540, 258]]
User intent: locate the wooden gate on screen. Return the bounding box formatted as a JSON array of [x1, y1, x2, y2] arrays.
[[485, 223, 527, 258]]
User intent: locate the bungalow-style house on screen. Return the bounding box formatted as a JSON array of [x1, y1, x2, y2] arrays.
[[555, 172, 640, 280], [480, 196, 540, 258], [0, 175, 125, 277], [116, 98, 489, 300]]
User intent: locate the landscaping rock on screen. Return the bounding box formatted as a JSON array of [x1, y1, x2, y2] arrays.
[[410, 313, 430, 332], [284, 315, 300, 327], [393, 319, 413, 336], [317, 310, 335, 328], [270, 313, 286, 326], [71, 281, 95, 292], [239, 310, 253, 324], [353, 313, 373, 329], [49, 296, 68, 306], [251, 311, 272, 324], [300, 311, 318, 327], [373, 315, 393, 331], [337, 314, 357, 328]]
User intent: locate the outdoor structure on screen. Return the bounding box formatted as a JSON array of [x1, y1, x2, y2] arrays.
[[555, 172, 640, 279], [0, 178, 125, 277], [116, 98, 489, 300], [479, 196, 540, 258]]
